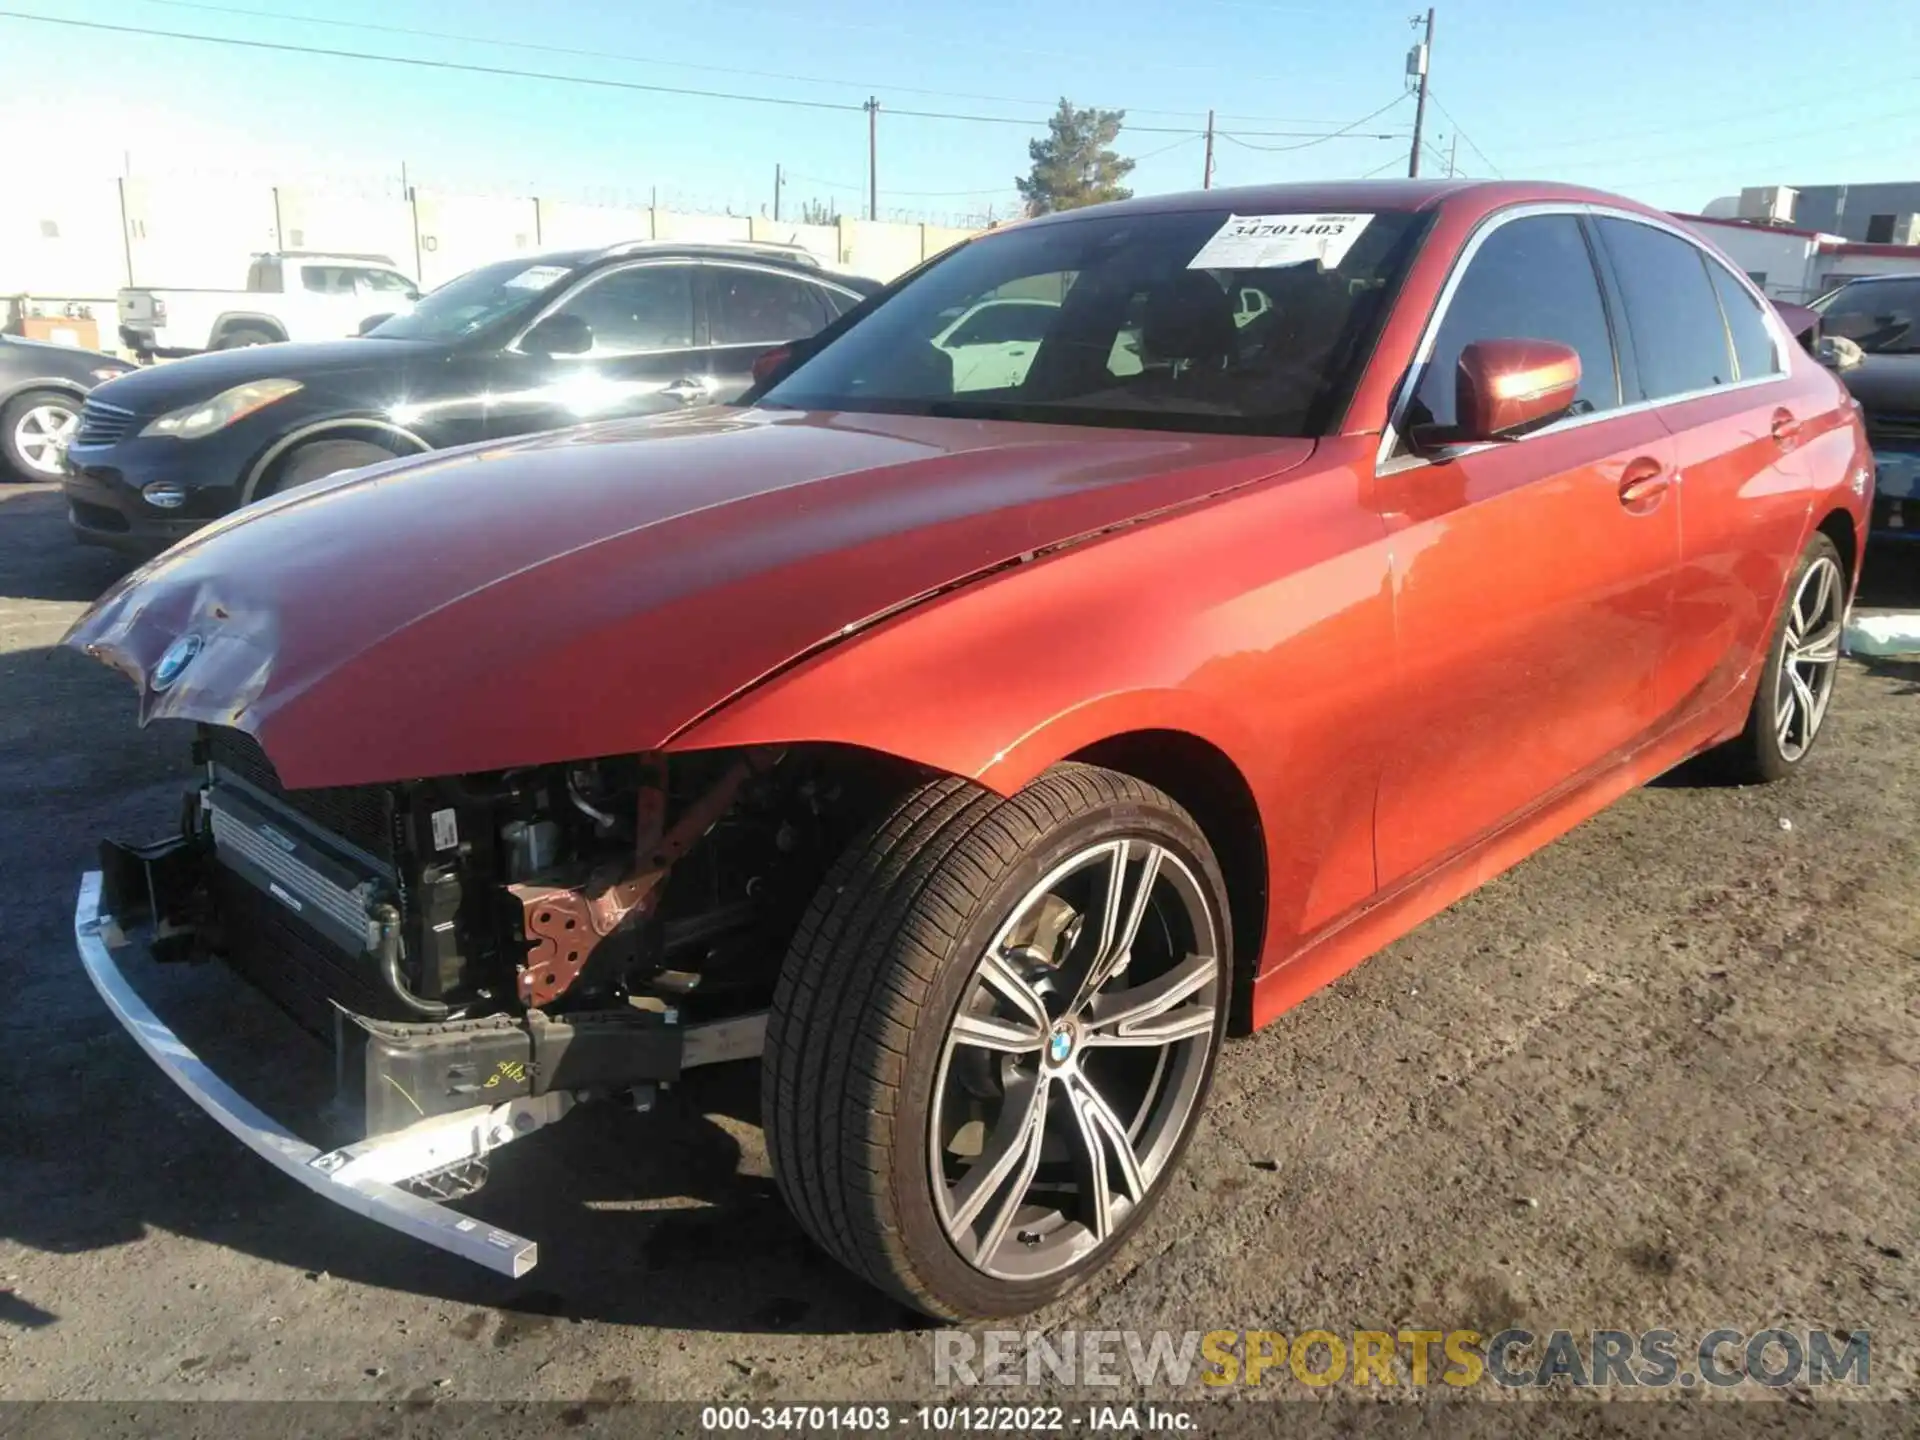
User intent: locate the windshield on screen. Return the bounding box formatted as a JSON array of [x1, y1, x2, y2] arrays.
[[1811, 278, 1920, 355], [365, 257, 579, 341], [762, 207, 1429, 435]]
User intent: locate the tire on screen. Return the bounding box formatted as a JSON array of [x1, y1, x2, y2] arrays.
[[1708, 531, 1846, 784], [764, 763, 1231, 1320], [255, 438, 398, 502], [1, 388, 81, 481], [214, 326, 279, 350]]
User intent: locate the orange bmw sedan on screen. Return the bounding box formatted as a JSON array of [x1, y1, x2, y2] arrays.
[[69, 180, 1870, 1319]]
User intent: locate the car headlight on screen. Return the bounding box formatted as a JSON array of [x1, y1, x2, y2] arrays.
[[140, 378, 303, 439]]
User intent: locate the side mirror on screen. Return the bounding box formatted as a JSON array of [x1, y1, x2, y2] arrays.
[[521, 312, 593, 356], [751, 344, 793, 386], [1452, 338, 1582, 443], [356, 313, 393, 336]]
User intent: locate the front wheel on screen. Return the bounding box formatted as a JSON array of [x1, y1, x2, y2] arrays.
[[764, 764, 1230, 1320], [2, 388, 80, 481], [1710, 531, 1846, 783], [255, 438, 399, 503]]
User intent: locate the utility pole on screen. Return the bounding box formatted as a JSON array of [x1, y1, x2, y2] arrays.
[[865, 97, 880, 222], [1203, 110, 1215, 189], [1447, 133, 1458, 178], [774, 163, 783, 222], [1407, 7, 1434, 179]]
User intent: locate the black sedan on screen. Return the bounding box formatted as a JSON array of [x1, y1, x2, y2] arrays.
[[62, 241, 878, 552], [1, 333, 134, 481]]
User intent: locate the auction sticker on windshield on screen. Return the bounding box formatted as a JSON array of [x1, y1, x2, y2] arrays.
[[504, 264, 573, 290], [1188, 213, 1374, 271]]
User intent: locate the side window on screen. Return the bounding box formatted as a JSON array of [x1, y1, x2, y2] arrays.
[[1705, 263, 1781, 380], [710, 268, 830, 346], [821, 286, 864, 320], [301, 266, 351, 295], [1594, 218, 1734, 399], [554, 265, 694, 354], [1409, 213, 1619, 433]]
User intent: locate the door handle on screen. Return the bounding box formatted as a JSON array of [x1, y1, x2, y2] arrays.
[[661, 377, 713, 404], [1770, 408, 1800, 444], [1618, 457, 1671, 513]]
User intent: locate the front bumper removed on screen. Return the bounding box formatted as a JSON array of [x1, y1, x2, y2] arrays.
[[73, 870, 767, 1278]]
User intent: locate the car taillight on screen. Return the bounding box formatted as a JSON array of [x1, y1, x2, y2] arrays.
[[153, 299, 168, 321], [750, 345, 791, 385]]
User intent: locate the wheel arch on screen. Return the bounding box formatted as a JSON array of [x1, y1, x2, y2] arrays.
[[241, 416, 431, 502], [210, 312, 289, 345], [1814, 506, 1858, 594], [1, 376, 88, 410], [1067, 728, 1268, 1035]]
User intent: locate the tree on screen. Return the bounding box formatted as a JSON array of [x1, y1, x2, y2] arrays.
[[799, 197, 840, 225], [1016, 99, 1136, 215]]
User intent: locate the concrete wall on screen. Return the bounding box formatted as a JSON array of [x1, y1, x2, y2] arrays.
[[410, 192, 540, 289], [3, 172, 985, 350]]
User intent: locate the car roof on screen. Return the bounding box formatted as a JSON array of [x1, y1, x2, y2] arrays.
[[1010, 178, 1666, 229]]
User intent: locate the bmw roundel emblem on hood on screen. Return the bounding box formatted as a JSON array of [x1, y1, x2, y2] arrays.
[[151, 633, 204, 692]]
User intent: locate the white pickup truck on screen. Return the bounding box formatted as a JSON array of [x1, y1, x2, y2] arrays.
[[117, 251, 421, 357]]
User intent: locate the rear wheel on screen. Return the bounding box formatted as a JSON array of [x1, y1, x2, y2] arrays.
[[2, 388, 80, 481], [764, 764, 1230, 1320], [256, 438, 399, 502], [1710, 532, 1846, 783]]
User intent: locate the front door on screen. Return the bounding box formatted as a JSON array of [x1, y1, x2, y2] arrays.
[[483, 260, 707, 438], [1375, 210, 1682, 885]]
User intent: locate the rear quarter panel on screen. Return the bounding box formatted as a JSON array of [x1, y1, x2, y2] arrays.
[[671, 437, 1399, 971]]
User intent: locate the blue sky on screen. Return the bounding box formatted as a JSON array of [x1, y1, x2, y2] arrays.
[[5, 0, 1917, 222]]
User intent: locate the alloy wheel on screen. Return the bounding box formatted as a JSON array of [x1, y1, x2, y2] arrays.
[[1775, 554, 1843, 763], [929, 837, 1221, 1281], [12, 402, 77, 477]]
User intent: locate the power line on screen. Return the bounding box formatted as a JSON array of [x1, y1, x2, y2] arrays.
[[1215, 93, 1412, 151], [1486, 74, 1920, 159], [126, 0, 1224, 123], [0, 11, 868, 114], [1422, 91, 1503, 178], [0, 10, 1424, 143]]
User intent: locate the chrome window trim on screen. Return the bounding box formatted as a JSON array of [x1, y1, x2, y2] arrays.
[[1375, 202, 1795, 477], [511, 257, 863, 358], [701, 258, 867, 350]]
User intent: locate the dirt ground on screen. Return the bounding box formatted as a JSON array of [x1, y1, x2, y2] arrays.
[[1, 480, 1914, 1416]]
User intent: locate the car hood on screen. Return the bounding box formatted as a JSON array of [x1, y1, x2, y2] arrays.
[[2, 334, 126, 369], [86, 339, 438, 414], [65, 406, 1313, 787]]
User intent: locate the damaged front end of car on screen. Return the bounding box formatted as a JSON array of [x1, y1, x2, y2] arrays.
[[79, 727, 911, 1274]]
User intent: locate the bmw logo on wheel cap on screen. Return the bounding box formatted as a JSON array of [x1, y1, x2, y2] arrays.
[[1048, 1027, 1073, 1064], [151, 633, 204, 692]]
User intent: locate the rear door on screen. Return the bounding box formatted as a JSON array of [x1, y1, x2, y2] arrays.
[[1374, 210, 1681, 885], [1591, 216, 1818, 718], [482, 260, 702, 437], [702, 263, 860, 401]]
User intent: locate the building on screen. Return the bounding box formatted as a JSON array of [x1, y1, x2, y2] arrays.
[[1680, 182, 1920, 302]]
